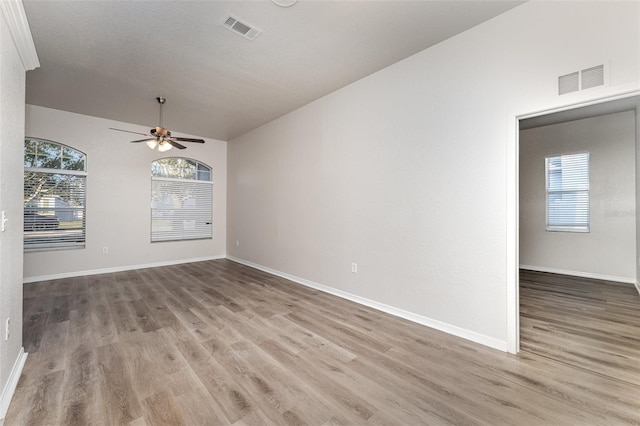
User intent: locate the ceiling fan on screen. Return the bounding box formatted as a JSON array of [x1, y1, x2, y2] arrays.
[[109, 97, 205, 152]]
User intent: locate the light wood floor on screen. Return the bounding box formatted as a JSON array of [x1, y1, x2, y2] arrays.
[[5, 260, 640, 425], [520, 270, 640, 388]]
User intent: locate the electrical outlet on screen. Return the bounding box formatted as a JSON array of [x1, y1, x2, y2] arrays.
[[103, 247, 109, 254], [236, 240, 240, 247], [351, 263, 358, 273], [5, 318, 10, 341]]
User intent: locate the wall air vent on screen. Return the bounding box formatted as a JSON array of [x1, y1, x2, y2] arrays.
[[222, 15, 262, 41], [581, 65, 604, 90], [558, 64, 606, 95], [558, 72, 579, 95]]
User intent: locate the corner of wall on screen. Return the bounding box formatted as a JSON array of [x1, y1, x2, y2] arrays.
[[0, 2, 37, 417]]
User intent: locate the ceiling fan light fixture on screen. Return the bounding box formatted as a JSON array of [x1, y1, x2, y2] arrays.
[[271, 0, 297, 7], [157, 141, 173, 152], [146, 140, 158, 150]]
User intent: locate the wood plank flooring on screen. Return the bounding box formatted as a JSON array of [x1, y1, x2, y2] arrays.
[[520, 270, 640, 387], [5, 260, 640, 425]]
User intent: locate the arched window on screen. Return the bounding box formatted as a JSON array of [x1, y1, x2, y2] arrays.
[[151, 158, 212, 242], [24, 138, 87, 251]]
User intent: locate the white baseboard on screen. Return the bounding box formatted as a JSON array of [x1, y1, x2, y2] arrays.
[[23, 255, 226, 284], [0, 348, 27, 420], [519, 265, 636, 284], [227, 256, 507, 352]]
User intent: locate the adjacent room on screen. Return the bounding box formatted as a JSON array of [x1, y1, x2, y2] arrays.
[[1, 1, 639, 424], [519, 97, 640, 385]]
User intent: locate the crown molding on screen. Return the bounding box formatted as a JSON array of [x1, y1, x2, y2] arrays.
[[0, 0, 39, 71]]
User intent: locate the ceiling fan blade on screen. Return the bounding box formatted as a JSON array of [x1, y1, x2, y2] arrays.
[[173, 137, 205, 143], [168, 140, 187, 149], [109, 127, 150, 137], [130, 138, 156, 143]]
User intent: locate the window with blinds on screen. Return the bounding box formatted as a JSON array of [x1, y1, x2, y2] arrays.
[[151, 158, 212, 242], [24, 138, 87, 252], [545, 152, 589, 232]]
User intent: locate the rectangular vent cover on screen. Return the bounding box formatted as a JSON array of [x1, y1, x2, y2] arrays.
[[559, 71, 579, 95], [222, 15, 262, 41], [558, 64, 605, 95], [581, 65, 604, 90]]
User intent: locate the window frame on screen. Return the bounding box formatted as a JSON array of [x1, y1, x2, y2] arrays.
[[545, 151, 590, 233], [150, 157, 213, 243], [23, 138, 87, 252]]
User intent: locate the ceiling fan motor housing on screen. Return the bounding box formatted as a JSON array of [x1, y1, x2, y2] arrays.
[[152, 126, 170, 137]]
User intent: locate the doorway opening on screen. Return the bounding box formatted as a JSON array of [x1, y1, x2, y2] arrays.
[[516, 94, 640, 383]]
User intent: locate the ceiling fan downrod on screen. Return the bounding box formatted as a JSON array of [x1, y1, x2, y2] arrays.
[[156, 96, 166, 129]]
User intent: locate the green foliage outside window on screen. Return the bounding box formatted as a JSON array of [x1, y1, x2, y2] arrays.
[[24, 138, 86, 171], [152, 157, 211, 181]]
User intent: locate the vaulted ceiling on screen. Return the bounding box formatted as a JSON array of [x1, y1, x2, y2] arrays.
[[23, 0, 524, 141]]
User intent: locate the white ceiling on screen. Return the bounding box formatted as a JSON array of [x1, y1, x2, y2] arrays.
[[23, 0, 524, 141]]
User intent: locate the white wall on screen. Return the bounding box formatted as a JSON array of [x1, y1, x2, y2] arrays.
[[636, 107, 640, 294], [227, 1, 640, 350], [24, 105, 227, 281], [520, 111, 636, 282], [0, 4, 28, 418]]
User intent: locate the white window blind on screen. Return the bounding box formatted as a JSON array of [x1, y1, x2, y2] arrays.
[[151, 158, 213, 242], [545, 152, 589, 232], [24, 171, 87, 251], [151, 178, 212, 242]]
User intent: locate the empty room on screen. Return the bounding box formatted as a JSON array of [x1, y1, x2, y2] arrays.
[[0, 1, 639, 425], [519, 98, 640, 387]]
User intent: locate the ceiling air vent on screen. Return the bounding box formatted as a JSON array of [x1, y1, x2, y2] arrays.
[[222, 15, 262, 41]]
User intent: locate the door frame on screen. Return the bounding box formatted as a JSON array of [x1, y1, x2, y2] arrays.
[[506, 88, 640, 354]]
